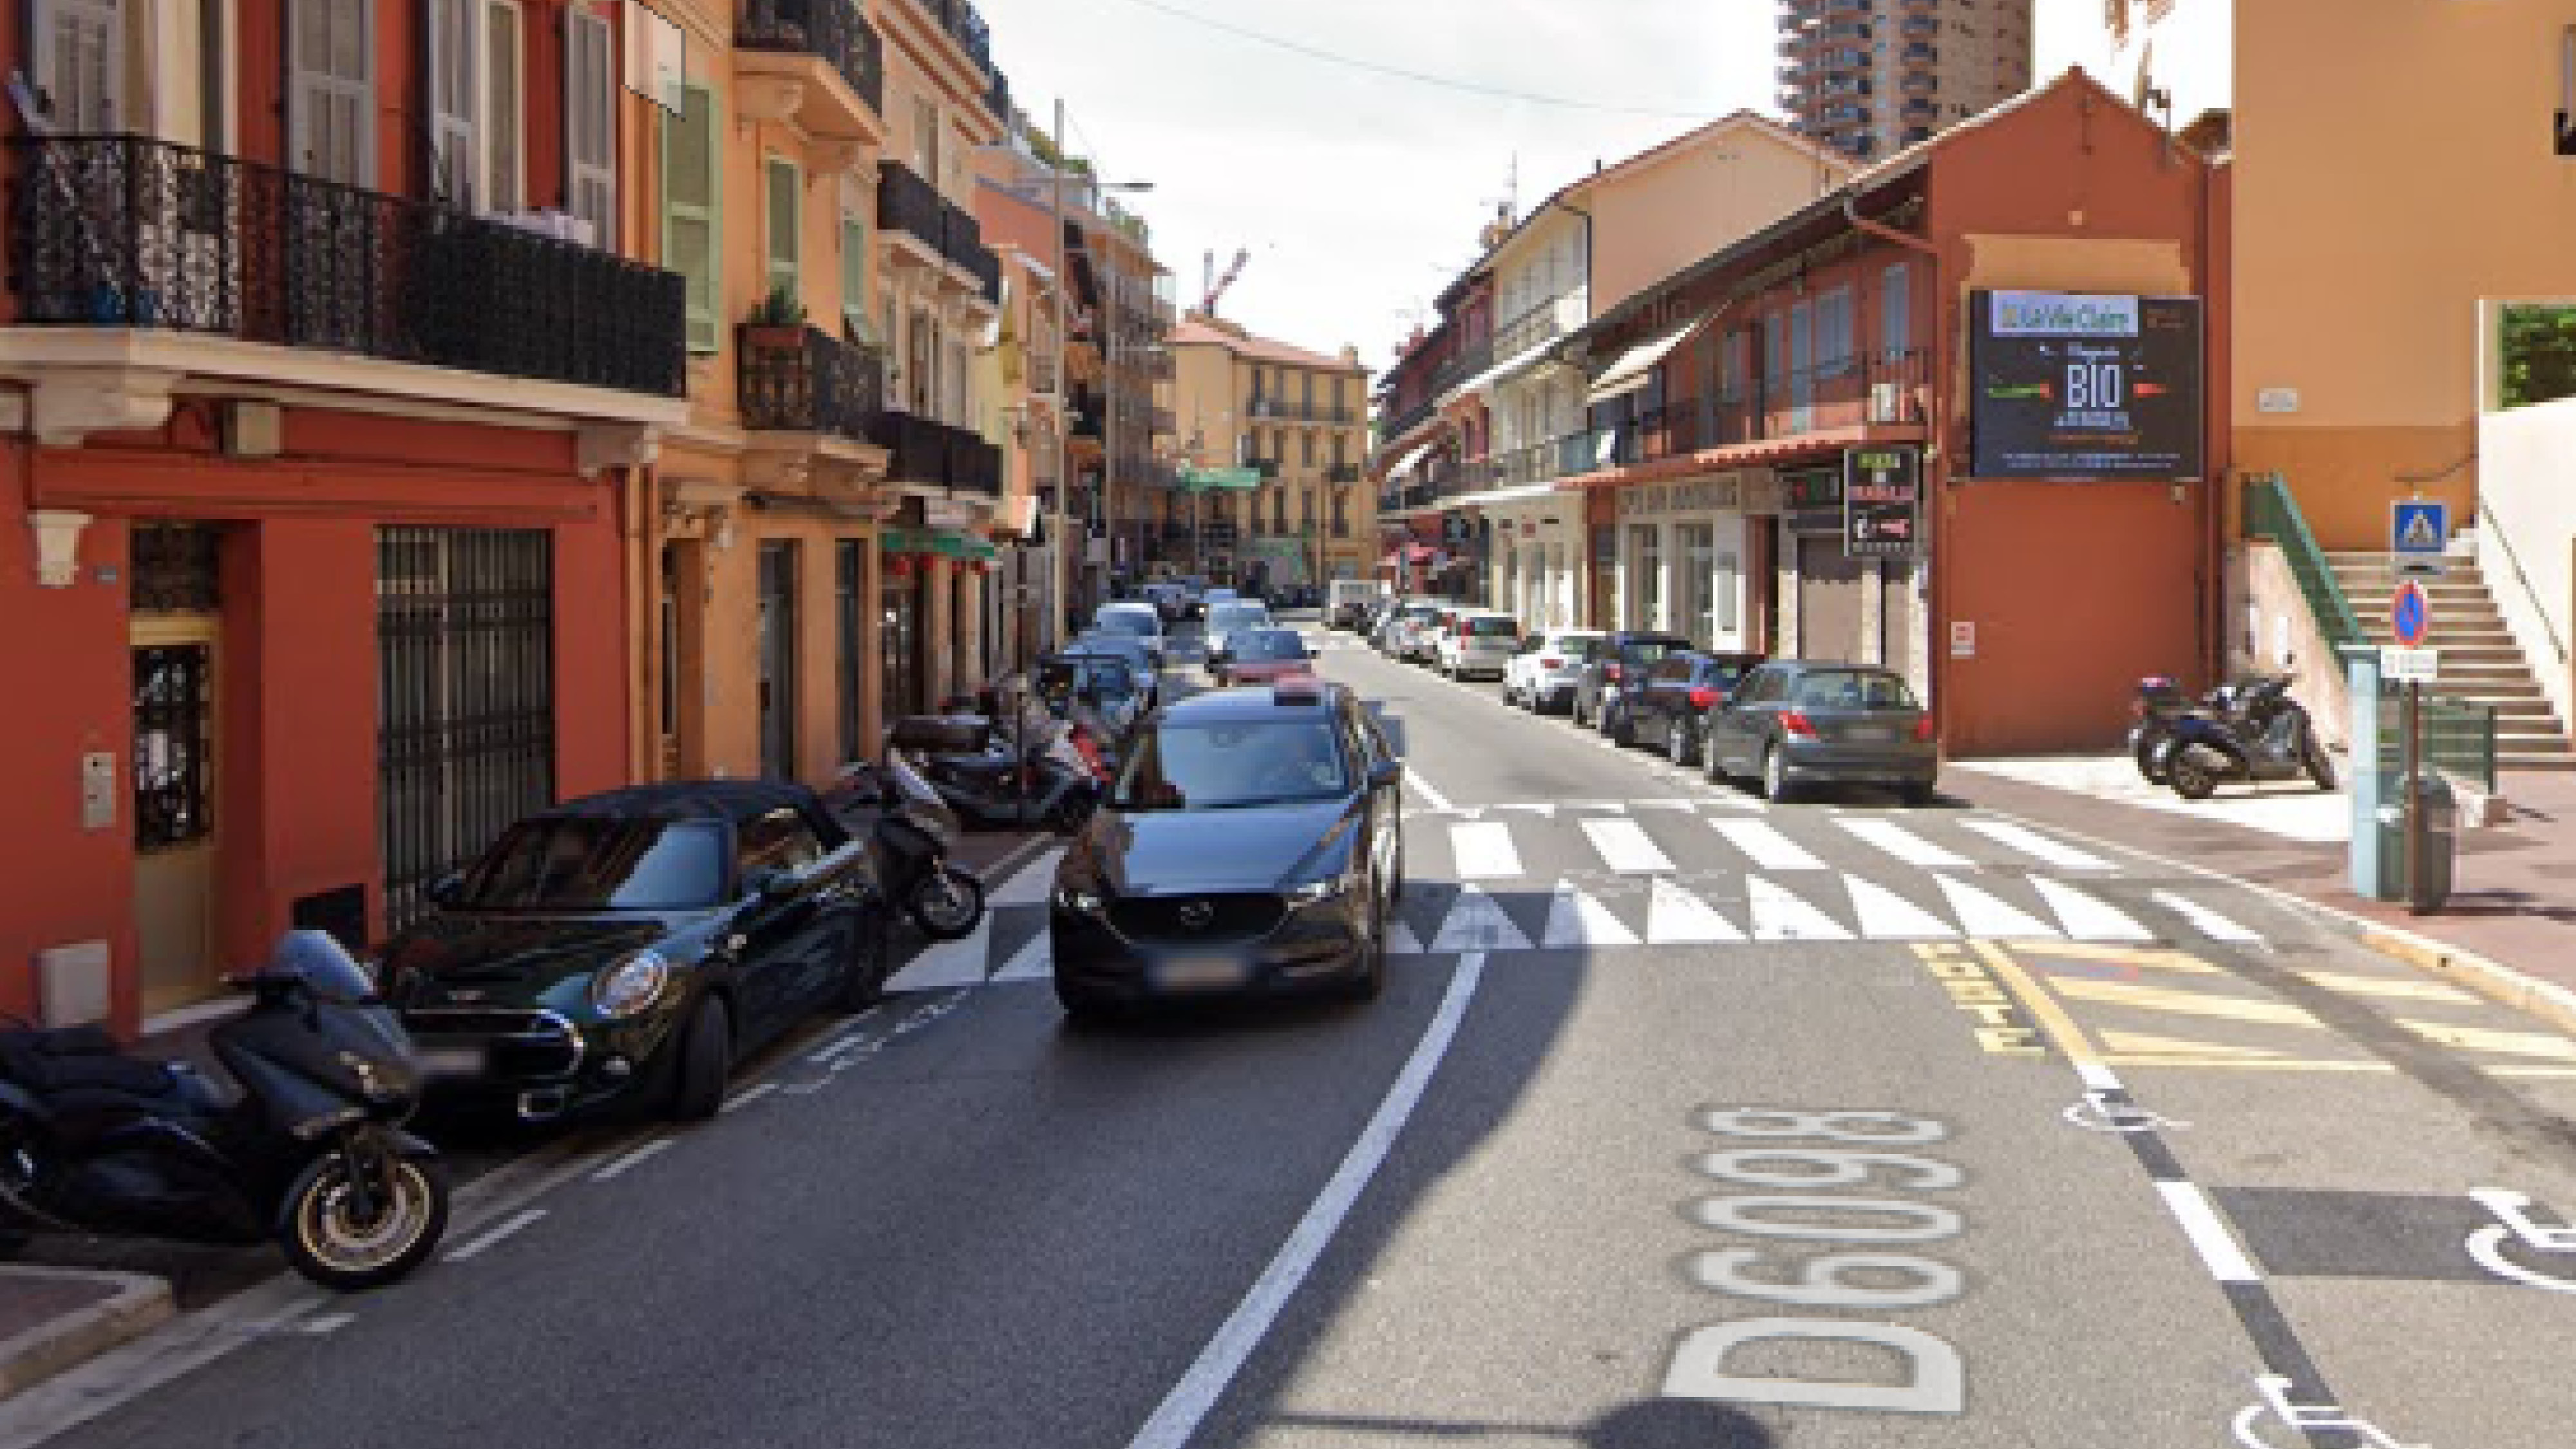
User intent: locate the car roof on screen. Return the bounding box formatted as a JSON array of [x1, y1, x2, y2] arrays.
[[536, 781, 848, 849], [1159, 679, 1348, 719]]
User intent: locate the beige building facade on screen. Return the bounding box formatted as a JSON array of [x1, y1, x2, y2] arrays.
[[1168, 317, 1372, 587]]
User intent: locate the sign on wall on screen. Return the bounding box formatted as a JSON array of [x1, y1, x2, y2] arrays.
[[1966, 290, 2203, 482], [1844, 446, 1922, 558]]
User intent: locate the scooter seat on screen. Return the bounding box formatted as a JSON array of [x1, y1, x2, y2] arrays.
[[0, 1028, 176, 1097]]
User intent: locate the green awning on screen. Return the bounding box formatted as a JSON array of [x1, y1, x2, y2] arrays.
[[1176, 466, 1262, 492], [881, 528, 999, 561]]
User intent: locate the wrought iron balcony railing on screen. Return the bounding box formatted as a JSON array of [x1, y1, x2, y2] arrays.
[[1495, 292, 1575, 360], [737, 0, 885, 117], [877, 160, 945, 255], [6, 134, 686, 396], [917, 0, 994, 73], [737, 323, 883, 440], [1325, 462, 1361, 484], [873, 409, 947, 482], [947, 426, 1002, 497]]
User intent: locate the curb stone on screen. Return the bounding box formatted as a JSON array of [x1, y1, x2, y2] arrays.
[[0, 1267, 173, 1402]]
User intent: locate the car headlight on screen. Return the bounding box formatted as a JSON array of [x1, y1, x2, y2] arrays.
[[1287, 858, 1366, 904], [1056, 884, 1107, 914], [590, 949, 670, 1019]]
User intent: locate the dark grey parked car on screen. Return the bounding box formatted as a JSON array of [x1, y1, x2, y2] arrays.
[[1702, 661, 1938, 804]]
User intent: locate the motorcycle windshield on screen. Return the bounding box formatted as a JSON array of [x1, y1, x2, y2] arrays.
[[266, 929, 377, 1003]]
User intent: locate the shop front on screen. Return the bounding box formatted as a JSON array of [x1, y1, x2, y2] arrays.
[[1609, 472, 1775, 650], [1778, 457, 1923, 687]]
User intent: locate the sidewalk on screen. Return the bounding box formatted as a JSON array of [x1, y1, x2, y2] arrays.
[[1949, 757, 2576, 1025], [0, 826, 1048, 1403]]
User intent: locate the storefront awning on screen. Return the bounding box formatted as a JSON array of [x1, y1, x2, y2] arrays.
[[1586, 327, 1690, 404], [1379, 542, 1438, 566], [1383, 438, 1439, 482], [1444, 480, 1565, 511]]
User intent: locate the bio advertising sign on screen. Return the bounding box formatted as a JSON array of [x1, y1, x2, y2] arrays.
[[1967, 290, 2204, 482]]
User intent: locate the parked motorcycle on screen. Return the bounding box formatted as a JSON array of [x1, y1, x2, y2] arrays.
[[2130, 675, 2228, 784], [0, 932, 450, 1291], [906, 706, 1102, 834], [835, 755, 988, 940], [2157, 676, 2337, 800]]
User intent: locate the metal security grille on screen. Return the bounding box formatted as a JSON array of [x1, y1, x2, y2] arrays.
[[131, 524, 224, 612], [757, 541, 799, 779], [378, 527, 554, 930], [133, 644, 213, 851], [837, 541, 866, 764]]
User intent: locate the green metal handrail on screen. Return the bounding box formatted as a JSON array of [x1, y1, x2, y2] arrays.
[[2242, 473, 2363, 647], [2374, 688, 2499, 793]]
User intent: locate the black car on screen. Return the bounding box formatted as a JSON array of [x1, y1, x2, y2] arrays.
[[1048, 679, 1405, 1021], [1624, 650, 1766, 764], [1703, 661, 1940, 804], [1063, 636, 1162, 709], [1573, 632, 1694, 735], [381, 782, 891, 1126]]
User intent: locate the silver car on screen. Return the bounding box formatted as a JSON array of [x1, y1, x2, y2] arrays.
[[1436, 611, 1522, 680]]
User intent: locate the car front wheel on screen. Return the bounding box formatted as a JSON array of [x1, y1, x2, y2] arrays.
[[1667, 716, 1698, 766], [1761, 746, 1797, 804], [667, 995, 734, 1122]]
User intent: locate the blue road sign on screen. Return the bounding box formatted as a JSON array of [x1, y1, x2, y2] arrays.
[[2393, 500, 2448, 557], [2392, 580, 2431, 647]]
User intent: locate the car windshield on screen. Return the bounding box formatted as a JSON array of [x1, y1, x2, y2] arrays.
[[1211, 605, 1269, 630], [1703, 660, 1756, 688], [1233, 629, 1307, 661], [1790, 670, 1920, 710], [1113, 715, 1352, 810], [1557, 636, 1604, 657], [1093, 611, 1159, 637], [1464, 617, 1517, 638], [455, 817, 728, 911]]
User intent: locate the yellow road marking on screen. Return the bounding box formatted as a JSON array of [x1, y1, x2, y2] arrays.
[[2295, 970, 2479, 1005], [2011, 942, 2224, 975], [2101, 1056, 2396, 1073], [2400, 1021, 2576, 1061], [2096, 1029, 2291, 1061], [2047, 976, 2322, 1028], [1971, 942, 2106, 1068], [1908, 944, 2045, 1056]]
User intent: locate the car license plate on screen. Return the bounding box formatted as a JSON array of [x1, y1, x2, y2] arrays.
[[1848, 725, 1895, 743], [417, 1045, 486, 1079], [1153, 956, 1247, 992]]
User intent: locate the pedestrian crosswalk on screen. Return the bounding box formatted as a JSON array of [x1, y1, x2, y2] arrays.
[[884, 799, 2278, 994]]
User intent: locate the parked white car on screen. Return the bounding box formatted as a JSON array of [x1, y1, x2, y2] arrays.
[[1435, 611, 1524, 680], [1503, 629, 1606, 714], [1090, 601, 1168, 670]]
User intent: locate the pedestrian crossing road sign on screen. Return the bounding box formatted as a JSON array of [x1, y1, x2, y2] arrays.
[[2392, 500, 2448, 557]]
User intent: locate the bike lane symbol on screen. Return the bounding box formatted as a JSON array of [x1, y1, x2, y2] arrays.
[[2061, 1090, 2186, 1134], [2230, 1374, 2427, 1449], [2464, 1187, 2576, 1291]]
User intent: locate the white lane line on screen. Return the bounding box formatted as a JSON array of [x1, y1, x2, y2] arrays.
[[1646, 876, 1746, 944], [721, 1083, 779, 1115], [994, 930, 1053, 981], [2150, 889, 2266, 945], [591, 1139, 676, 1182], [1578, 818, 1677, 875], [1428, 884, 1535, 953], [805, 1016, 878, 1063], [2074, 1061, 2125, 1092], [445, 1208, 546, 1263], [1387, 918, 1428, 956], [884, 914, 993, 992], [1403, 764, 1456, 812], [1932, 874, 2061, 939], [1710, 818, 1826, 871], [1842, 875, 1959, 940], [2152, 1181, 2264, 1283], [1960, 819, 2114, 871], [989, 847, 1068, 907], [1746, 875, 1855, 942], [300, 1312, 357, 1336], [1837, 818, 1973, 869], [1123, 954, 1489, 1449], [1448, 821, 1524, 880], [1541, 880, 1641, 949], [2030, 876, 2154, 943]]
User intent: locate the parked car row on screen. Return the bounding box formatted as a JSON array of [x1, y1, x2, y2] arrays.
[[1350, 596, 1939, 806]]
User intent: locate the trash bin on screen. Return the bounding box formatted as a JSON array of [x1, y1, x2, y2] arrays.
[[2407, 772, 2457, 914]]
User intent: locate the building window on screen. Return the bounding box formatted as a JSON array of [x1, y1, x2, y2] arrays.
[[1716, 551, 1740, 634], [661, 82, 721, 353], [764, 156, 801, 304], [1679, 523, 1716, 645], [484, 1, 525, 213], [1881, 263, 1911, 359], [1629, 524, 1663, 631], [1301, 430, 1316, 468], [566, 5, 616, 245]]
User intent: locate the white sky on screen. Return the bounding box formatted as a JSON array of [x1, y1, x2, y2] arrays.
[[974, 0, 2122, 378]]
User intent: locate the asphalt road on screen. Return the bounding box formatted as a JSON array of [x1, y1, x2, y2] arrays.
[[14, 617, 2576, 1449]]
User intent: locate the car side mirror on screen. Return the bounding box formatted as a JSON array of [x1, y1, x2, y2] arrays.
[[1368, 760, 1404, 791], [426, 872, 464, 907]]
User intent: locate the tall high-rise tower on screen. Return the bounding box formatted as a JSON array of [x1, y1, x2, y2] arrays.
[[1776, 0, 2034, 162]]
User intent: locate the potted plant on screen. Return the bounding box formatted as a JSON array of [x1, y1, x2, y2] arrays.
[[743, 284, 808, 350]]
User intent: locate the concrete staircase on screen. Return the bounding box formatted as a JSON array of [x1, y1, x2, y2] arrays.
[[2329, 541, 2576, 772]]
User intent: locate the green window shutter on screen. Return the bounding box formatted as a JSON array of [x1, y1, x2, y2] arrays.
[[764, 157, 802, 302], [661, 83, 720, 354], [840, 216, 868, 334]]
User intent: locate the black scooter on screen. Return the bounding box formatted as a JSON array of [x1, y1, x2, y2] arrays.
[[2129, 675, 2251, 784], [831, 756, 988, 941], [0, 933, 450, 1291], [2157, 676, 2337, 800], [912, 708, 1101, 833]]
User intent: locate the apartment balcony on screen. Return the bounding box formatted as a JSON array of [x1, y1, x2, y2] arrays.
[[985, 68, 1012, 128], [876, 162, 999, 308], [1495, 290, 1579, 360], [945, 425, 1002, 498], [1900, 70, 1938, 95], [869, 408, 999, 496], [1, 133, 688, 446], [1902, 42, 1939, 64], [1430, 334, 1495, 395], [735, 0, 887, 142], [1900, 100, 1939, 124], [1899, 15, 1937, 40], [1150, 406, 1175, 435], [737, 323, 882, 443], [1326, 462, 1361, 485], [915, 0, 996, 75], [1611, 348, 1931, 468]]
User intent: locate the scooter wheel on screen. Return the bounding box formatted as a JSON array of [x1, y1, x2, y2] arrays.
[[2135, 734, 2170, 784], [279, 1137, 449, 1291], [908, 867, 987, 942], [2170, 757, 2220, 801]]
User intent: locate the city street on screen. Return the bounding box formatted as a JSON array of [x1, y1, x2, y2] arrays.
[[12, 623, 2576, 1449]]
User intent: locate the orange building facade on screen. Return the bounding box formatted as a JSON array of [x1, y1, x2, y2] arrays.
[[1, 0, 687, 1028]]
